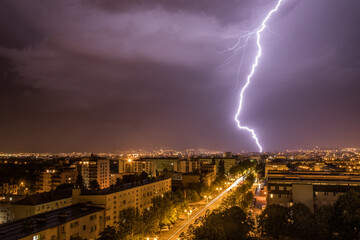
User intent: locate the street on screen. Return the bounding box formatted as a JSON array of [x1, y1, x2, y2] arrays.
[[159, 176, 245, 240]]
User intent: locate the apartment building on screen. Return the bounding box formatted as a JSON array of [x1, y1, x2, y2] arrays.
[[173, 160, 201, 173], [0, 203, 104, 240], [73, 178, 172, 227], [0, 183, 19, 195], [215, 158, 236, 174], [265, 162, 289, 178], [196, 158, 236, 174], [36, 170, 55, 192], [267, 170, 360, 212], [78, 158, 110, 189], [12, 188, 73, 220], [140, 158, 178, 172], [35, 167, 78, 192], [119, 159, 156, 177]]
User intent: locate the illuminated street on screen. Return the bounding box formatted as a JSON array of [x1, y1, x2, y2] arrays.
[[161, 177, 245, 240]]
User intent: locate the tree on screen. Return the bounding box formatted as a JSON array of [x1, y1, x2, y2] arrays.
[[222, 206, 254, 240], [115, 177, 123, 187], [191, 210, 226, 240], [331, 190, 360, 239], [89, 180, 100, 190], [315, 205, 333, 240], [244, 174, 255, 188], [288, 203, 315, 239], [140, 171, 148, 180], [258, 204, 289, 239], [190, 207, 253, 240], [189, 190, 200, 202], [255, 162, 265, 179], [150, 194, 177, 227], [142, 208, 160, 235], [238, 191, 254, 211], [96, 226, 119, 240], [75, 173, 85, 189], [118, 207, 144, 239], [140, 171, 148, 184], [220, 193, 237, 210], [218, 160, 225, 176]]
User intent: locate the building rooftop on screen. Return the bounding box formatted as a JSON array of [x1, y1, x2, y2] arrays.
[[267, 171, 360, 182], [0, 203, 104, 240], [80, 178, 171, 196], [13, 188, 72, 206]]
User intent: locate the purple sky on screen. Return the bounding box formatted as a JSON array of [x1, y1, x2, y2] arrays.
[[0, 0, 359, 153]]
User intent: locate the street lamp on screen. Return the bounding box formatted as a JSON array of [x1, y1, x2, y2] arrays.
[[185, 209, 191, 219], [204, 196, 208, 204]]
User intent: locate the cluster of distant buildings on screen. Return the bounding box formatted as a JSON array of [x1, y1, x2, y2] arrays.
[[263, 153, 360, 212]]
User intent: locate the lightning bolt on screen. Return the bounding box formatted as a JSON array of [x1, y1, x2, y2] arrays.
[[233, 0, 284, 152]]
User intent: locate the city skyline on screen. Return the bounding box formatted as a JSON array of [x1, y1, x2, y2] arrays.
[[1, 0, 360, 153]]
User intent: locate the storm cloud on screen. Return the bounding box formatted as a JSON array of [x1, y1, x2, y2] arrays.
[[0, 0, 359, 152]]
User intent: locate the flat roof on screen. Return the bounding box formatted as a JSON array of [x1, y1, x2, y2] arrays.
[[13, 188, 72, 206], [80, 178, 171, 196], [0, 203, 104, 240], [267, 171, 360, 176]]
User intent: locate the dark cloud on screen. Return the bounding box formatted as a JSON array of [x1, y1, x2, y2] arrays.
[[0, 0, 359, 152]]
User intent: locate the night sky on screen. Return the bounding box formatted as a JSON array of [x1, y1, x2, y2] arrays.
[[0, 0, 359, 153]]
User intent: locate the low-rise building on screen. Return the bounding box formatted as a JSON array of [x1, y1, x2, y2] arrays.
[[267, 171, 360, 212], [0, 196, 25, 224], [12, 188, 73, 220], [0, 203, 104, 240]]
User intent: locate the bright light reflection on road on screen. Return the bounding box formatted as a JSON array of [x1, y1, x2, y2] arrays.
[[167, 176, 245, 240]]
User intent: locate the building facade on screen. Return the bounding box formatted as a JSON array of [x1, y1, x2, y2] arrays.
[[35, 168, 78, 192], [12, 189, 73, 220], [78, 159, 110, 189], [118, 160, 156, 177], [267, 171, 360, 212], [0, 183, 19, 195], [173, 160, 201, 173], [265, 163, 289, 178], [0, 204, 104, 240], [73, 178, 172, 227]]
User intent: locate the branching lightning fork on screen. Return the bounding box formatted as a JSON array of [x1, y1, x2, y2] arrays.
[[232, 0, 284, 152]]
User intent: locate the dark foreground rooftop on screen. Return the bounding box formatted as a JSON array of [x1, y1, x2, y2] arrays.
[[13, 188, 72, 206], [80, 177, 170, 195], [0, 203, 103, 240]]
